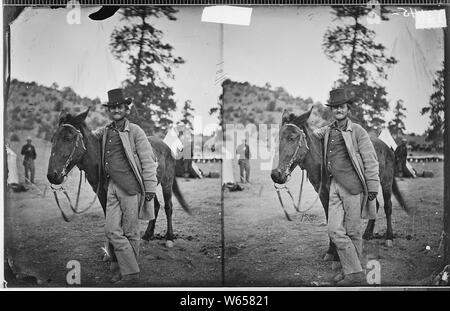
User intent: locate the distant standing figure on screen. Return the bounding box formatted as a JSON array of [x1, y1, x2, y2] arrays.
[[21, 137, 36, 183], [237, 139, 251, 183]]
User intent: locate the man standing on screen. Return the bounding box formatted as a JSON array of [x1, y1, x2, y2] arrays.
[[315, 87, 380, 286], [236, 139, 251, 183], [21, 137, 36, 184], [94, 88, 158, 285]]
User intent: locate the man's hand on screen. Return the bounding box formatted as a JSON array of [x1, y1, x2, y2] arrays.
[[145, 192, 156, 201], [368, 192, 377, 201]]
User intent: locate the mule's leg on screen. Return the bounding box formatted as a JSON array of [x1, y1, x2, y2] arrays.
[[364, 197, 382, 240], [324, 239, 340, 262], [383, 190, 394, 247], [363, 220, 376, 240], [162, 187, 174, 242], [142, 196, 161, 241]]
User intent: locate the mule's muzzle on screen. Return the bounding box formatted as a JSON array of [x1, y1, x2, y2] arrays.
[[47, 171, 64, 185], [271, 168, 287, 184]]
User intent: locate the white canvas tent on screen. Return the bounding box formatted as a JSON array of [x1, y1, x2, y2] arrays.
[[378, 128, 416, 178], [163, 128, 184, 158], [191, 162, 203, 178], [6, 146, 19, 184]]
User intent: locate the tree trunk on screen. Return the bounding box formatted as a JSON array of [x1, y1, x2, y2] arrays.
[[135, 13, 146, 84], [347, 15, 359, 85], [444, 6, 450, 266]]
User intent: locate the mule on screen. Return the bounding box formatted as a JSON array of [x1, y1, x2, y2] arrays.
[[46, 108, 191, 246], [271, 108, 407, 261]]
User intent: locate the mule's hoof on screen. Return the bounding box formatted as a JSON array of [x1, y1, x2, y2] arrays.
[[385, 240, 393, 248], [331, 261, 342, 271], [323, 253, 334, 262], [141, 234, 153, 242], [363, 233, 373, 240], [165, 240, 174, 248]]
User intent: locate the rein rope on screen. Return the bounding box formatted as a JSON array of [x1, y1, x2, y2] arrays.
[[50, 123, 100, 222], [274, 123, 319, 221]]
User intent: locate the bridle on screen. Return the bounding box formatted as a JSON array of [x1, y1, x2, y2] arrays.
[[50, 123, 100, 222], [282, 123, 309, 178], [54, 124, 87, 178]]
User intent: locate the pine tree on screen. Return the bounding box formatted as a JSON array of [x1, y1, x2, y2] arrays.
[[322, 6, 397, 132], [421, 65, 444, 148], [179, 100, 195, 130], [388, 99, 407, 139], [110, 7, 184, 136]]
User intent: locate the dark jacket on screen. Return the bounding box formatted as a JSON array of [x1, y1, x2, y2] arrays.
[[21, 144, 36, 161]]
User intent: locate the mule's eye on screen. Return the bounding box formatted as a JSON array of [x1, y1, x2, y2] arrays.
[[63, 135, 73, 142]]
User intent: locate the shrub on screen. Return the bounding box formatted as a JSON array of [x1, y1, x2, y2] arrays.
[[54, 101, 63, 112], [10, 133, 20, 142], [22, 120, 34, 130], [266, 101, 276, 111]]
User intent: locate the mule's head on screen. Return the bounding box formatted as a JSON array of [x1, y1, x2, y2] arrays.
[[271, 108, 312, 184], [47, 108, 90, 184]]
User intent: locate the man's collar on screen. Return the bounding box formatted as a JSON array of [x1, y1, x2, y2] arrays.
[[331, 118, 352, 131], [107, 118, 130, 132]]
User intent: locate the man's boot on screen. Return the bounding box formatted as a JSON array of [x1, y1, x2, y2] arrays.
[[110, 262, 121, 283], [336, 271, 366, 286]]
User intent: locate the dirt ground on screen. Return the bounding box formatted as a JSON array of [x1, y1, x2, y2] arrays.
[[224, 158, 444, 287], [4, 135, 446, 288], [4, 137, 222, 287]]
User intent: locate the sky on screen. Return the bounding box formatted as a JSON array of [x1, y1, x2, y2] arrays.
[[222, 6, 444, 134], [10, 6, 445, 135], [10, 6, 221, 134]]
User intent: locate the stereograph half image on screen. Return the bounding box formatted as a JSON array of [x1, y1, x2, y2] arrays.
[[3, 5, 222, 287], [2, 3, 449, 289], [221, 6, 446, 286]]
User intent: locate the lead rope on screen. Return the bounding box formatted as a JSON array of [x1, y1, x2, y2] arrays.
[[51, 170, 101, 221], [274, 184, 294, 221]]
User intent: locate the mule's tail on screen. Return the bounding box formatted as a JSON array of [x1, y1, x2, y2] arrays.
[[392, 177, 411, 214], [172, 178, 192, 215]]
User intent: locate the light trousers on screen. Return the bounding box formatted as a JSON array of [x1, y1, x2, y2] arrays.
[[105, 179, 141, 276], [328, 178, 364, 275]]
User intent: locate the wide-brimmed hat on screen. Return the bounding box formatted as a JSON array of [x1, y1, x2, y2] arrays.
[[102, 88, 132, 107], [327, 87, 355, 107]]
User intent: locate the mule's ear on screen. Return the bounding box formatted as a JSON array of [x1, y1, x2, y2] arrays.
[[73, 107, 90, 125], [281, 109, 291, 125], [58, 110, 68, 125], [293, 106, 313, 126]]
